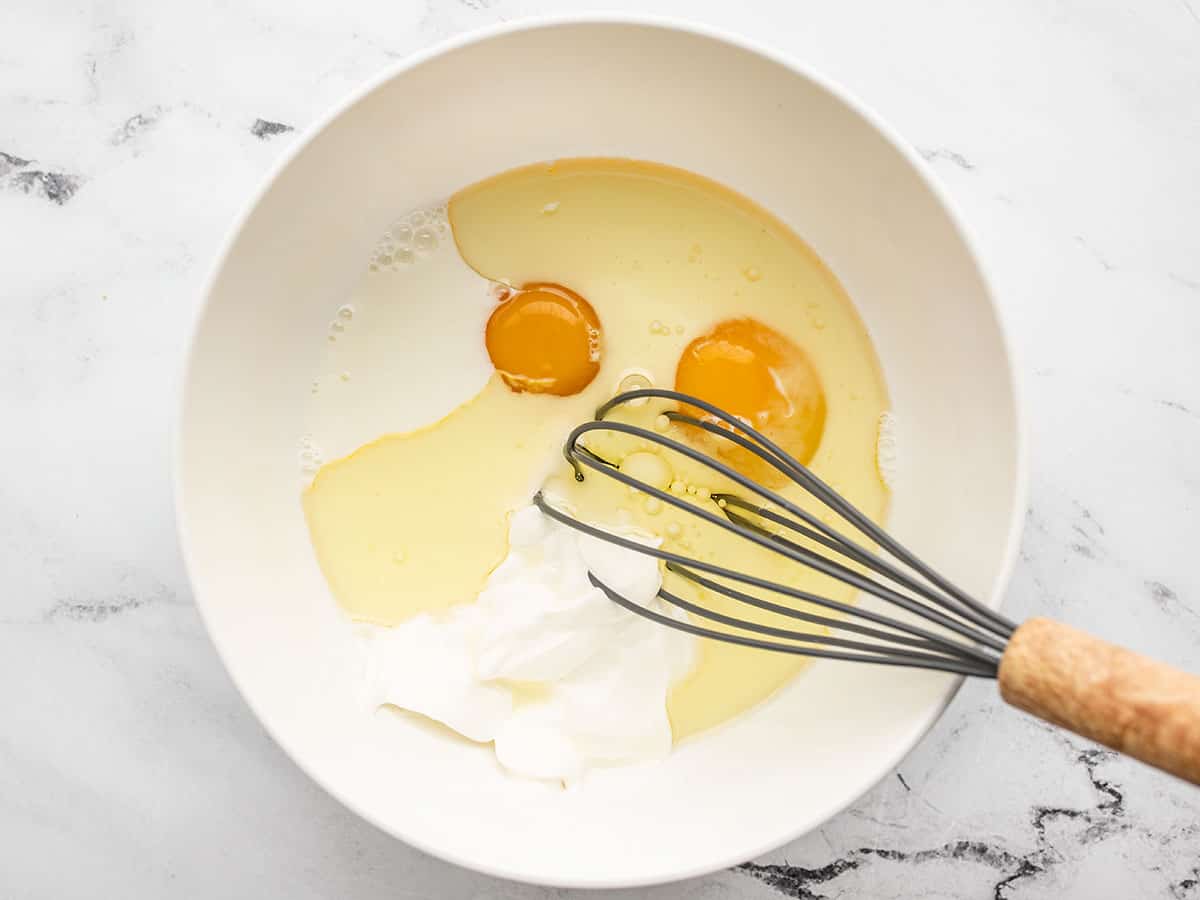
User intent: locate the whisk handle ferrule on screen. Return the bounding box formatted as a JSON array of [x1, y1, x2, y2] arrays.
[[999, 617, 1200, 785]]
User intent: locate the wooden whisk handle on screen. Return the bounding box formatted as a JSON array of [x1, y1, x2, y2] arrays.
[[998, 617, 1200, 784]]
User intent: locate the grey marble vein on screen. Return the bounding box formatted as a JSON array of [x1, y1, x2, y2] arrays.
[[918, 146, 976, 171], [250, 118, 295, 139]]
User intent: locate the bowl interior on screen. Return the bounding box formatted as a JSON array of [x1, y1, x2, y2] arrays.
[[177, 20, 1022, 888]]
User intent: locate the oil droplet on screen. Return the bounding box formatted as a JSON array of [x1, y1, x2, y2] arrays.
[[621, 451, 672, 491], [743, 267, 762, 282], [340, 371, 350, 382], [617, 370, 653, 403], [542, 201, 560, 214]]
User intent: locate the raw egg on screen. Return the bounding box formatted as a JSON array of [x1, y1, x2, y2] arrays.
[[674, 317, 826, 484], [485, 282, 602, 396], [306, 158, 888, 742]]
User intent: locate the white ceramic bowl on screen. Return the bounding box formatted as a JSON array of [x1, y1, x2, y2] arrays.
[[176, 16, 1026, 888]]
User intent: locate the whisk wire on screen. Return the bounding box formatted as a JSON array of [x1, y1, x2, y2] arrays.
[[533, 492, 1000, 673], [590, 575, 998, 678], [562, 418, 1009, 654], [663, 564, 1001, 668], [540, 388, 1017, 678], [662, 408, 1015, 639]]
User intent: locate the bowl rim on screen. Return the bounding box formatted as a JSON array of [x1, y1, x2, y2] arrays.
[[173, 12, 1029, 889]]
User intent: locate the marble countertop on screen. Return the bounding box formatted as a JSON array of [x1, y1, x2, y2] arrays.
[[3, 0, 1199, 897]]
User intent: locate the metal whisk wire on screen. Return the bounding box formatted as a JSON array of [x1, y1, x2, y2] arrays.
[[533, 388, 1018, 679]]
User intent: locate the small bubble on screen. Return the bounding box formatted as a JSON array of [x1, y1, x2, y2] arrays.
[[674, 324, 684, 335], [392, 550, 406, 565], [368, 263, 379, 272], [654, 414, 670, 432], [643, 497, 662, 516], [743, 267, 762, 282], [437, 223, 447, 234], [666, 522, 682, 538], [378, 254, 393, 266], [542, 201, 560, 214], [649, 320, 664, 334], [327, 334, 337, 343], [337, 304, 354, 321], [331, 320, 345, 332], [340, 371, 351, 382], [686, 485, 697, 495], [409, 210, 428, 227], [717, 498, 727, 509], [395, 247, 415, 265], [393, 224, 413, 244], [414, 226, 438, 251]]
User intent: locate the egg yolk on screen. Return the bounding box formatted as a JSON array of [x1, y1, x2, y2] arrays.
[[485, 282, 602, 396], [674, 318, 826, 484]]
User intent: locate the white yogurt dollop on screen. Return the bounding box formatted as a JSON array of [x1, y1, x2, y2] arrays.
[[363, 503, 695, 782]]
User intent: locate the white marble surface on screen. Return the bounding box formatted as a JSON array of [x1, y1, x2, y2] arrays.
[[3, 0, 1199, 896]]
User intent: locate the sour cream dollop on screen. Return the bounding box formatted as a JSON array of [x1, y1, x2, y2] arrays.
[[363, 503, 695, 782]]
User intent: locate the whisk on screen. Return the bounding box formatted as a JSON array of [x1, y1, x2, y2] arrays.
[[534, 388, 1200, 785]]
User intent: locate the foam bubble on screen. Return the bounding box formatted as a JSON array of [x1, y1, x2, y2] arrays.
[[298, 435, 325, 478], [414, 226, 438, 252], [876, 412, 899, 488], [367, 204, 451, 273]]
